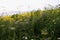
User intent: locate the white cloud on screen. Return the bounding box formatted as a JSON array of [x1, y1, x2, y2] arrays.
[[0, 0, 60, 13]]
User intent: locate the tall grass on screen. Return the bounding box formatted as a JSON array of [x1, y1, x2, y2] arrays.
[[0, 8, 60, 40]]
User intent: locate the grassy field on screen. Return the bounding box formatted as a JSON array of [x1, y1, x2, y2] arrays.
[[0, 8, 60, 40]]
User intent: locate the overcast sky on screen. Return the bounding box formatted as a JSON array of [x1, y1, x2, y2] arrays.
[[0, 0, 60, 13]]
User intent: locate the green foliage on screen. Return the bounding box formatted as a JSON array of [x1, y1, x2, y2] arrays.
[[0, 8, 60, 40]]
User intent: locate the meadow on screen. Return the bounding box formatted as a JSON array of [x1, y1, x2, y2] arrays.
[[0, 8, 60, 40]]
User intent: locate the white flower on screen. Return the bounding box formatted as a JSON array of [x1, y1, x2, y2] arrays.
[[31, 39, 34, 40], [58, 38, 60, 39], [9, 27, 16, 30], [22, 36, 28, 39], [25, 36, 28, 39]]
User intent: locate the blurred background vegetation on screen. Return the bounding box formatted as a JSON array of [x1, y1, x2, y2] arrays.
[[0, 5, 60, 40]]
